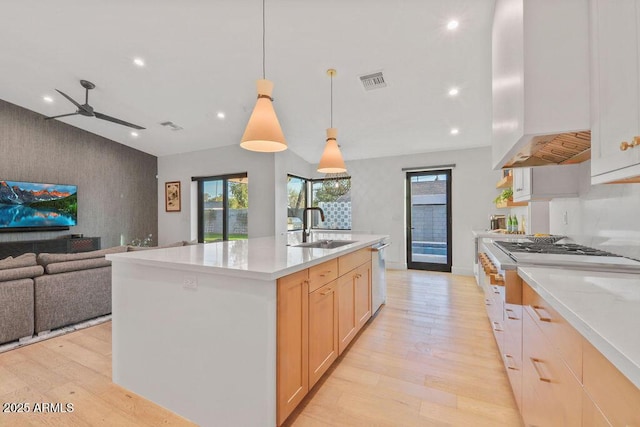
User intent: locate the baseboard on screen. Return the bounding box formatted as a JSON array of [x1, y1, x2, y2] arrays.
[[386, 261, 407, 270], [0, 314, 111, 354], [452, 267, 474, 276]]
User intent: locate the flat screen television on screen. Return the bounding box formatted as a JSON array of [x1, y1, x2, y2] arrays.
[[0, 180, 77, 232]]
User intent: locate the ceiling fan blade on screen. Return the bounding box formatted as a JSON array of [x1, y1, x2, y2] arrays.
[[94, 112, 145, 130], [55, 89, 83, 109], [44, 112, 80, 120]]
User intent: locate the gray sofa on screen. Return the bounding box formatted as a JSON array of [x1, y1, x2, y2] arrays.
[[0, 241, 192, 346], [0, 253, 44, 344], [34, 246, 128, 334]]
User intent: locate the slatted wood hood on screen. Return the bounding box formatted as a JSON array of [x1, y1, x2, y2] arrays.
[[503, 131, 591, 168]]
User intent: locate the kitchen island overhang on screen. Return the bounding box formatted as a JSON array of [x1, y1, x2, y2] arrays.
[[107, 233, 388, 427]]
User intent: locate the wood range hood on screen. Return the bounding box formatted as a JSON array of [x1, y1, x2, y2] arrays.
[[502, 130, 591, 169]]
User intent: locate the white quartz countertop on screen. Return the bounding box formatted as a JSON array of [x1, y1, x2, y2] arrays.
[[106, 233, 388, 281], [518, 266, 640, 389]]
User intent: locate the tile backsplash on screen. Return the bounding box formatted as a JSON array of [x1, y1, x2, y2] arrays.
[[550, 161, 640, 260]]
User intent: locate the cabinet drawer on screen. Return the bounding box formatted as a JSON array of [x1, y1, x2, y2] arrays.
[[523, 282, 582, 381], [583, 340, 640, 427], [522, 311, 581, 427], [338, 248, 371, 276], [308, 258, 338, 293], [503, 303, 522, 412]]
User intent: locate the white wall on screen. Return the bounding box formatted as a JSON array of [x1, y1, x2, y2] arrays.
[[550, 161, 640, 260], [346, 146, 501, 274], [157, 145, 276, 245]]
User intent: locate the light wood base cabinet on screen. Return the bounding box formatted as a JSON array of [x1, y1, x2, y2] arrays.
[[518, 281, 640, 426], [308, 280, 338, 388], [277, 249, 373, 425], [338, 261, 372, 355], [276, 270, 309, 426], [522, 308, 582, 427]]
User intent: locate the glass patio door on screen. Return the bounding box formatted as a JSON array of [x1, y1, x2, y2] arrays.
[[196, 173, 248, 242], [406, 170, 452, 272]]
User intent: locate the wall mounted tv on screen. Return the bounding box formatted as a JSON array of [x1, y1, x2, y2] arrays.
[[0, 180, 77, 232]]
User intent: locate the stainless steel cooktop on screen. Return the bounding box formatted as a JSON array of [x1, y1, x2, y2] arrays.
[[493, 241, 640, 272]]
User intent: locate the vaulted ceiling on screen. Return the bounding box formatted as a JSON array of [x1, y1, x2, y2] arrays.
[[0, 0, 495, 163]]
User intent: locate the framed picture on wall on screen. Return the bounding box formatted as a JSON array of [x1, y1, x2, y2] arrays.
[[165, 181, 181, 212]]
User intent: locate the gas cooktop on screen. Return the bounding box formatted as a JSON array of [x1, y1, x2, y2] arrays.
[[492, 241, 640, 272], [494, 241, 617, 257]]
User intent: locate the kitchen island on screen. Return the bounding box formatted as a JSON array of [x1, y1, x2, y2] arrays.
[[106, 233, 387, 427]]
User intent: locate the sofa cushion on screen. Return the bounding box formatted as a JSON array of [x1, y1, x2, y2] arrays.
[[44, 257, 112, 275], [0, 265, 44, 282], [0, 278, 34, 344], [0, 253, 37, 270], [38, 246, 127, 266], [127, 241, 186, 251]]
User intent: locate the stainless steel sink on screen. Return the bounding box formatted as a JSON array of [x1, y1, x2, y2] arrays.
[[293, 240, 356, 249]]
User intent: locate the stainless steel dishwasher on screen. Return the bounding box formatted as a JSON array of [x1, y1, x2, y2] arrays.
[[371, 239, 390, 315]]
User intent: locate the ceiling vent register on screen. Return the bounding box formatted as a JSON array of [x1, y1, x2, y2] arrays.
[[359, 72, 387, 91], [160, 121, 184, 131]]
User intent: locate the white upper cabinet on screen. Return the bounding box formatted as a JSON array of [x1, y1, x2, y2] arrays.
[[512, 165, 581, 203], [590, 0, 640, 184], [492, 0, 590, 169]]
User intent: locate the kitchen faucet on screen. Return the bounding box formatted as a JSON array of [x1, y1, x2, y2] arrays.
[[302, 207, 325, 243]]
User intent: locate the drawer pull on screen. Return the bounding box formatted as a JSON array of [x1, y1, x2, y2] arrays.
[[504, 354, 518, 370], [492, 285, 501, 294], [532, 306, 552, 322], [485, 298, 492, 306], [492, 321, 503, 332], [530, 357, 552, 383], [320, 288, 333, 296], [505, 308, 518, 320], [318, 270, 333, 277]]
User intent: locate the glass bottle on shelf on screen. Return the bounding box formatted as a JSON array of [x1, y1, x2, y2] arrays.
[[507, 215, 513, 233], [513, 215, 519, 234]]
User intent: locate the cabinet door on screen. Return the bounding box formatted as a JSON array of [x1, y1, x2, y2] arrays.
[[277, 270, 309, 426], [337, 273, 356, 355], [512, 168, 531, 202], [308, 281, 338, 388], [354, 262, 372, 330], [591, 0, 640, 180], [582, 391, 612, 427]]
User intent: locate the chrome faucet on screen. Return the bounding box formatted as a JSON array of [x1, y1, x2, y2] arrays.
[[302, 207, 325, 243]]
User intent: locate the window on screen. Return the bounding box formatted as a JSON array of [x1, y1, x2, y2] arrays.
[[287, 175, 307, 230], [194, 173, 248, 242], [287, 174, 351, 231]]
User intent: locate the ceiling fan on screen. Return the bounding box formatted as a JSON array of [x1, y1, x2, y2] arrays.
[[44, 79, 145, 130]]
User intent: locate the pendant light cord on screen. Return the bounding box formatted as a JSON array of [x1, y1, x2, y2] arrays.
[[262, 0, 266, 79], [330, 72, 333, 127]]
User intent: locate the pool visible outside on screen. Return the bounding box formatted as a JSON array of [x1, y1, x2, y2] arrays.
[[412, 242, 447, 256]]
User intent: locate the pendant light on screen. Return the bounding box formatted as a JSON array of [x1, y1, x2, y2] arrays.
[[240, 0, 287, 152], [318, 69, 347, 173]]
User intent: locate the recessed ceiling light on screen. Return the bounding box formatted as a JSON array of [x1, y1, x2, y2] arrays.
[[133, 58, 145, 67], [217, 112, 225, 119], [447, 20, 459, 30], [448, 87, 459, 96], [43, 96, 53, 103], [450, 128, 459, 135], [130, 131, 139, 137]]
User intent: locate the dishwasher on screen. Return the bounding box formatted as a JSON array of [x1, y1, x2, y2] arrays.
[[371, 239, 390, 315]]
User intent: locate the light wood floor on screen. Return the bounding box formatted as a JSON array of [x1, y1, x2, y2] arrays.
[[0, 270, 522, 426]]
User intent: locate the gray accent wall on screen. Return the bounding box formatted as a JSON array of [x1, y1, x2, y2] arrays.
[[0, 99, 157, 248]]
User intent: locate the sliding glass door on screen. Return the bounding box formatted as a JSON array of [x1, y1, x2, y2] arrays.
[[195, 173, 248, 242], [406, 170, 452, 272]]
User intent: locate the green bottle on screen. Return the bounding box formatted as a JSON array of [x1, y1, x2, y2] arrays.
[[507, 215, 513, 233], [513, 215, 519, 234]]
